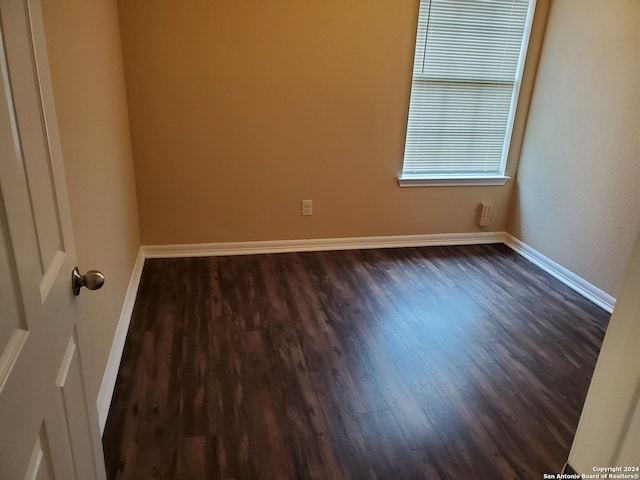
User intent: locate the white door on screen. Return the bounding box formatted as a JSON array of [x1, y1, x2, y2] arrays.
[[0, 0, 106, 479]]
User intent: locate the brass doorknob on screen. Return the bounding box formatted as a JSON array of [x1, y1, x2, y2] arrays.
[[72, 267, 105, 296]]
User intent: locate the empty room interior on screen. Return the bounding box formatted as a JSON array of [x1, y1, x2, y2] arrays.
[[9, 0, 640, 478]]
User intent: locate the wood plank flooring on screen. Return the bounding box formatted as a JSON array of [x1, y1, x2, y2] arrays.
[[102, 244, 610, 479]]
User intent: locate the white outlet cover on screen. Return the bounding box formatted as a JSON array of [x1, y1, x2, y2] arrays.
[[302, 200, 313, 216]]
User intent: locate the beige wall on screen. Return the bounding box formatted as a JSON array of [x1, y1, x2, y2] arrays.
[[117, 0, 542, 245], [42, 0, 140, 398], [568, 232, 640, 471], [507, 0, 640, 298]]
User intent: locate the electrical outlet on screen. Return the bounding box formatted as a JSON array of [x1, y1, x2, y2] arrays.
[[302, 199, 313, 216]]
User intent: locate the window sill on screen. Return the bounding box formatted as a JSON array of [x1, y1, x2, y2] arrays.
[[397, 175, 510, 187]]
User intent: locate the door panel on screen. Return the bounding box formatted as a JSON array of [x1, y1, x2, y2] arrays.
[[0, 0, 106, 478], [25, 426, 56, 480], [0, 205, 29, 397], [0, 219, 24, 361], [56, 332, 98, 480], [2, 0, 64, 273]]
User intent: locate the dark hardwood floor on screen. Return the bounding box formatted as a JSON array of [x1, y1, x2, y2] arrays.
[[102, 244, 610, 480]]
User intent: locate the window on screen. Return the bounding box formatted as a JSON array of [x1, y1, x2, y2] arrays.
[[399, 0, 536, 186]]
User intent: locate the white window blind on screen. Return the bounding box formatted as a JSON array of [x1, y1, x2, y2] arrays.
[[401, 0, 535, 182]]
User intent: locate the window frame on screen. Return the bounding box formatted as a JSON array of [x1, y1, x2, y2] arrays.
[[398, 0, 538, 188]]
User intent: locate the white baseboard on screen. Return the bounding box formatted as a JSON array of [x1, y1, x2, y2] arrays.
[[142, 232, 504, 258], [97, 247, 145, 433], [143, 232, 615, 312], [502, 233, 615, 313]]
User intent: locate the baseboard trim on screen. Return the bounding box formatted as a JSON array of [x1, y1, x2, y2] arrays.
[[97, 247, 145, 434], [144, 233, 616, 313], [142, 232, 504, 258], [502, 233, 615, 313]]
